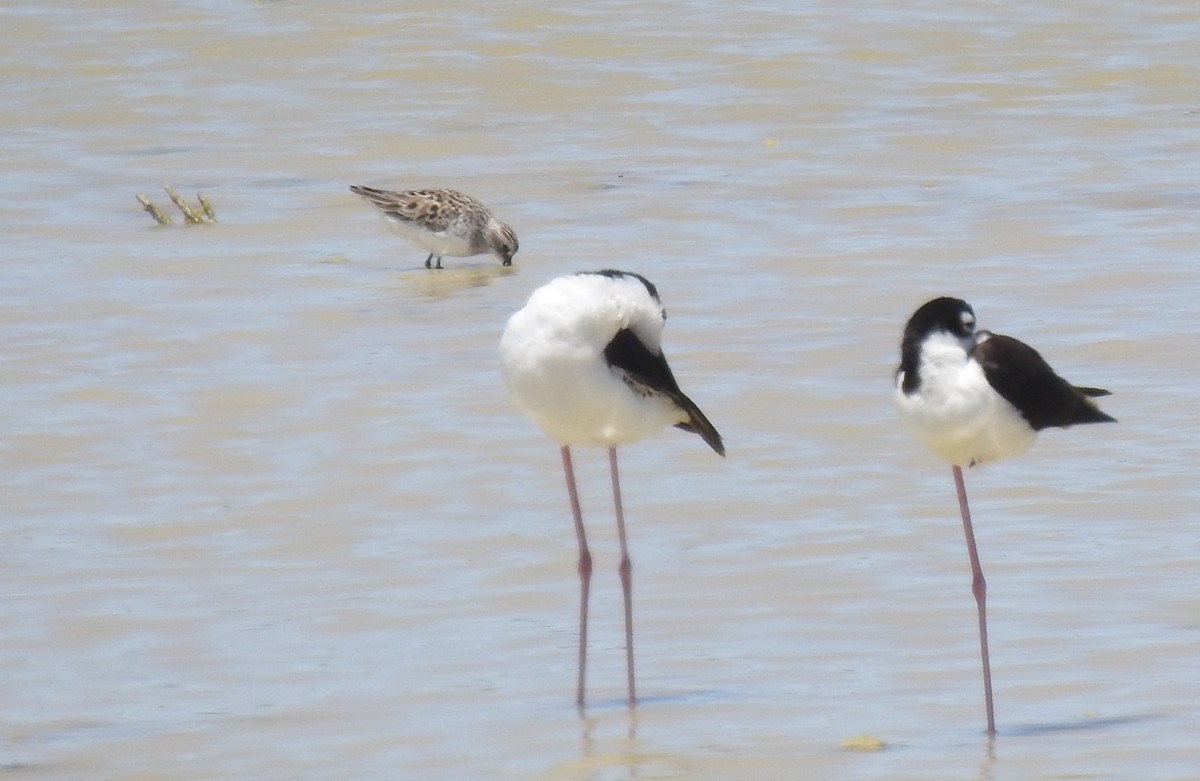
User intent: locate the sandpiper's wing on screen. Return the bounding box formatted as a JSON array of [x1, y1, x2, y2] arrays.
[[349, 186, 480, 233]]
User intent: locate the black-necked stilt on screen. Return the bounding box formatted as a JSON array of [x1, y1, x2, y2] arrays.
[[349, 185, 518, 268], [895, 296, 1116, 735], [500, 270, 724, 708]]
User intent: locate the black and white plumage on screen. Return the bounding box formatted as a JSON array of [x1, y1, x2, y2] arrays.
[[499, 270, 724, 708], [896, 296, 1114, 467], [895, 296, 1116, 735]]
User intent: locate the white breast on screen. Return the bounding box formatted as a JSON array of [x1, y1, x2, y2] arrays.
[[383, 216, 475, 257], [895, 333, 1036, 467]]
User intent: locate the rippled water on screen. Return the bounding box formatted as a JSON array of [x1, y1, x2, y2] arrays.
[[2, 1, 1198, 779]]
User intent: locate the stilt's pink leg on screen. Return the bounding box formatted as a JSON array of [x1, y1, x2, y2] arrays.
[[561, 446, 591, 709], [953, 464, 995, 736], [609, 446, 636, 707]]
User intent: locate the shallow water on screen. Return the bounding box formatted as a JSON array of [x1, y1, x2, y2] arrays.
[[1, 1, 1198, 779]]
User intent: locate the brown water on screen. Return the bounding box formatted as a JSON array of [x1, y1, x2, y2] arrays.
[[2, 1, 1198, 779]]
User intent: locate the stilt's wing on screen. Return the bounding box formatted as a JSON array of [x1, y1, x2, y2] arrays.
[[604, 328, 725, 456], [972, 333, 1116, 430]]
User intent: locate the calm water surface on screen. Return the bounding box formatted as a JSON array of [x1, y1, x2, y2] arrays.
[[1, 1, 1197, 779]]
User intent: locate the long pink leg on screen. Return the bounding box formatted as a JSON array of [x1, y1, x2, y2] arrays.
[[953, 464, 995, 736], [608, 447, 637, 707], [561, 446, 591, 709]]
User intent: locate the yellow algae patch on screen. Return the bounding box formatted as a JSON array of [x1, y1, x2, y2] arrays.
[[839, 735, 887, 752]]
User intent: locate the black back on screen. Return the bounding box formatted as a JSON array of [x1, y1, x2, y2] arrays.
[[972, 333, 1116, 430]]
